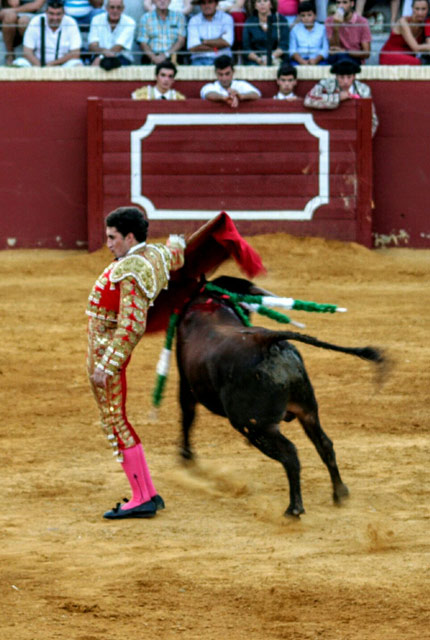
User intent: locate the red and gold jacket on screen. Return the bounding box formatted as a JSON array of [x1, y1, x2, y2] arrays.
[[87, 236, 185, 375]]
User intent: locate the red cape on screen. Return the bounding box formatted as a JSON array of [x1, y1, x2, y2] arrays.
[[146, 212, 266, 333]]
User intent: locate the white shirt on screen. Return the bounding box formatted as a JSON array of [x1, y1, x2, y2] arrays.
[[201, 79, 261, 100], [187, 10, 234, 61], [273, 91, 298, 100], [23, 14, 82, 63], [88, 12, 136, 61]]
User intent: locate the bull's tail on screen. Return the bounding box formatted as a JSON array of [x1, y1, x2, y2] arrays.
[[260, 329, 389, 387], [267, 330, 384, 364]]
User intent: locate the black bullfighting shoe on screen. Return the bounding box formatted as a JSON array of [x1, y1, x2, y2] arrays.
[[103, 500, 156, 519], [151, 494, 165, 511]]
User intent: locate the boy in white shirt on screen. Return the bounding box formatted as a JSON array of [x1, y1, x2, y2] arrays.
[[273, 63, 298, 101]]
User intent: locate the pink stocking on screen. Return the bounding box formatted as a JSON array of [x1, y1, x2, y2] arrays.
[[140, 445, 157, 498], [120, 444, 152, 510]]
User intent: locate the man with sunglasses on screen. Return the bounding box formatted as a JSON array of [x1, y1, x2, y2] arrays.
[[88, 0, 136, 67], [15, 0, 83, 67]]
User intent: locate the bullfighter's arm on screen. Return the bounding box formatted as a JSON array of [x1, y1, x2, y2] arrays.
[[165, 234, 186, 270], [304, 81, 340, 110]]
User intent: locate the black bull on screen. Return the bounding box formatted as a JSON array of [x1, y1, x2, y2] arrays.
[[176, 276, 385, 517]]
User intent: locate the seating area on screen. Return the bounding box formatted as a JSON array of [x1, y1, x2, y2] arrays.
[[0, 0, 429, 68]]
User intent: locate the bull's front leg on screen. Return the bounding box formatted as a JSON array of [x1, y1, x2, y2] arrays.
[[179, 375, 196, 461]]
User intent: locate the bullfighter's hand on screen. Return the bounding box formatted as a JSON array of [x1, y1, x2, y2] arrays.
[[91, 368, 109, 389]]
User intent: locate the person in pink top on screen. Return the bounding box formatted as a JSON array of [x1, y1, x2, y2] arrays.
[[277, 0, 299, 25], [380, 0, 430, 65], [325, 0, 371, 64]]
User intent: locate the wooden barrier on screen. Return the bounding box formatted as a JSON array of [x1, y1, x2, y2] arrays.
[[87, 98, 372, 251]]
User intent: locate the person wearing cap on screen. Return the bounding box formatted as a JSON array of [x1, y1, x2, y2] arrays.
[[88, 0, 136, 68], [187, 0, 234, 65], [0, 0, 45, 66], [131, 60, 186, 99], [137, 0, 186, 65], [15, 0, 83, 67], [325, 0, 371, 65], [200, 54, 261, 107], [304, 59, 378, 137], [87, 206, 186, 520]]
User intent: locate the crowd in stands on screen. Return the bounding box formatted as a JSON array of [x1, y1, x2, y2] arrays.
[[1, 0, 430, 67]]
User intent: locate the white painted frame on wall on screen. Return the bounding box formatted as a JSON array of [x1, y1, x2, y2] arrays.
[[130, 112, 329, 220]]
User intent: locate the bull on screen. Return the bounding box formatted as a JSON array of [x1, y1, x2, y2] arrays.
[[175, 275, 385, 518]]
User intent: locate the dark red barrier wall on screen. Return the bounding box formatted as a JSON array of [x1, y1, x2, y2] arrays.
[[0, 79, 429, 249], [87, 98, 372, 250]]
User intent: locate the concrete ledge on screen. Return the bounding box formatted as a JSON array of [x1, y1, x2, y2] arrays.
[[1, 64, 430, 81]]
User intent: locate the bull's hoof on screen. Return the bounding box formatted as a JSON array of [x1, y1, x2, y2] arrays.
[[284, 506, 305, 519], [180, 447, 194, 461], [333, 483, 350, 504]]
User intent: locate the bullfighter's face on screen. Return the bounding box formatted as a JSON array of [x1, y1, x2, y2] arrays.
[[156, 68, 176, 93], [336, 73, 355, 92], [106, 227, 136, 258]]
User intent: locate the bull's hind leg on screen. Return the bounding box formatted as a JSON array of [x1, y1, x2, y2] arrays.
[[293, 406, 349, 505], [240, 423, 305, 517], [179, 375, 196, 461]]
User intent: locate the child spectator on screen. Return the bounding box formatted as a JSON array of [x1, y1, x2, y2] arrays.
[[242, 0, 289, 65], [379, 0, 430, 65], [273, 62, 298, 99], [289, 0, 329, 65]]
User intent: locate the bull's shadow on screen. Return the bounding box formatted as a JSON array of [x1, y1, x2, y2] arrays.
[[176, 275, 385, 518]]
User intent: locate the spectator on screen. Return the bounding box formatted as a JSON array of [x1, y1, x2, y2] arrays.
[[138, 0, 186, 64], [304, 59, 378, 136], [14, 0, 83, 67], [355, 0, 400, 27], [325, 0, 371, 64], [0, 0, 45, 66], [88, 0, 136, 67], [242, 0, 289, 66], [64, 0, 104, 31], [276, 0, 299, 25], [131, 60, 186, 98], [143, 0, 193, 14], [200, 54, 261, 106], [187, 0, 234, 65], [273, 62, 298, 99], [379, 0, 430, 64], [289, 0, 329, 65]]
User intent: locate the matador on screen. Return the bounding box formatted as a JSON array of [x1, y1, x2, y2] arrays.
[[86, 207, 185, 520]]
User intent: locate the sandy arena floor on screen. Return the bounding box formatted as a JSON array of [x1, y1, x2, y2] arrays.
[[0, 234, 429, 640]]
